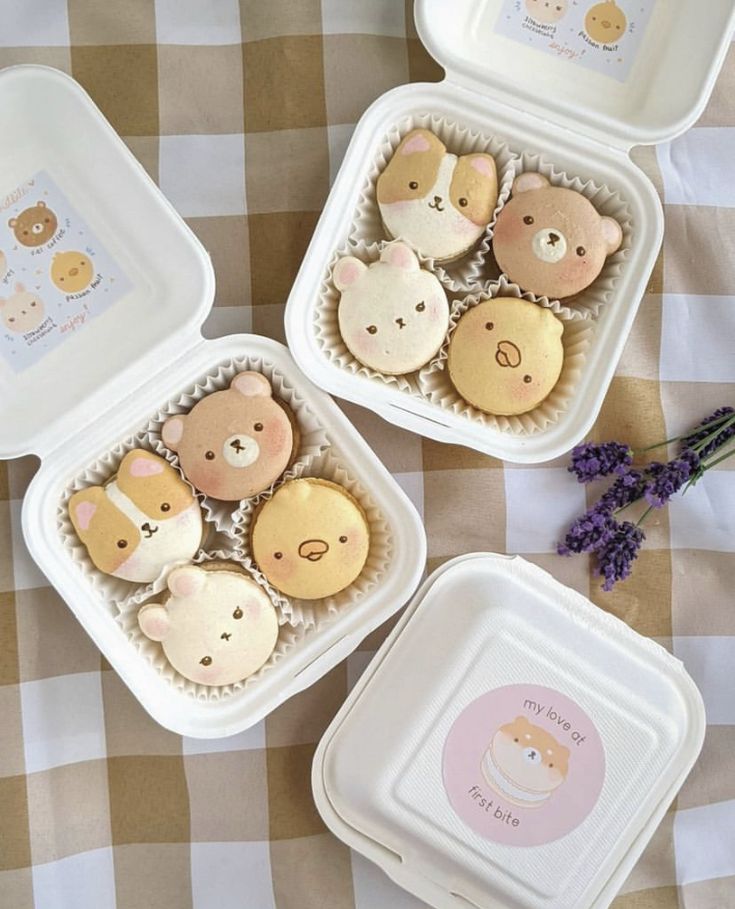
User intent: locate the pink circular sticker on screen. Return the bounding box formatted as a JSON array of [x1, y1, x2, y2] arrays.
[[442, 684, 605, 846]]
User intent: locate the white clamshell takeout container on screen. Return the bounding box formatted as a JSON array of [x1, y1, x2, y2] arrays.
[[0, 65, 426, 738], [285, 0, 735, 463], [313, 553, 706, 909]]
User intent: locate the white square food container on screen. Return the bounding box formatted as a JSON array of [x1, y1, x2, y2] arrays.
[[313, 553, 705, 909], [0, 65, 426, 738], [285, 0, 735, 462]]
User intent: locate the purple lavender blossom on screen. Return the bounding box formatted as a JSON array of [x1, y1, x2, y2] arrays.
[[598, 469, 647, 514], [644, 449, 700, 508], [568, 441, 633, 483], [595, 521, 645, 591], [557, 508, 617, 556], [682, 406, 735, 458]]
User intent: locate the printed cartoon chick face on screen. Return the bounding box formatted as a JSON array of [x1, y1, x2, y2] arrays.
[[51, 251, 94, 293], [9, 201, 57, 247], [584, 0, 627, 43], [0, 283, 45, 334], [481, 715, 570, 809]]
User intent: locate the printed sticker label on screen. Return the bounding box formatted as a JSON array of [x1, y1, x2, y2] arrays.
[[442, 684, 605, 846], [495, 0, 656, 83], [0, 171, 132, 372]]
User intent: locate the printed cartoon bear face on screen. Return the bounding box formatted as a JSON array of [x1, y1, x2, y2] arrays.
[[69, 449, 203, 583], [9, 201, 58, 248], [0, 283, 45, 334], [162, 372, 296, 502], [334, 242, 450, 375], [137, 563, 279, 686], [377, 129, 498, 263], [492, 173, 623, 300], [525, 0, 569, 24], [585, 0, 627, 43], [481, 715, 570, 809], [51, 251, 93, 293]]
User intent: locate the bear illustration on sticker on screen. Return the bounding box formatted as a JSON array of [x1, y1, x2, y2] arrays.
[[377, 129, 498, 263], [0, 283, 45, 334], [492, 173, 623, 300], [481, 715, 570, 809], [69, 449, 204, 583], [8, 201, 58, 248], [161, 372, 297, 501], [525, 0, 569, 24]]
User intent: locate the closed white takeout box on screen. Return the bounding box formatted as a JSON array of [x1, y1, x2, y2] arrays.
[[285, 0, 735, 462], [313, 553, 706, 909], [0, 65, 426, 738]]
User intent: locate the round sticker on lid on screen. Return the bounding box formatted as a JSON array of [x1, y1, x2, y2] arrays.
[[442, 684, 605, 846]]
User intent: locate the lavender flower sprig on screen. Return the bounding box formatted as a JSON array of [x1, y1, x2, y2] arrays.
[[558, 406, 735, 591]]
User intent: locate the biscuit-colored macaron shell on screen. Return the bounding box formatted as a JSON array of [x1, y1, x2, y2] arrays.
[[447, 298, 564, 416], [251, 478, 370, 600]]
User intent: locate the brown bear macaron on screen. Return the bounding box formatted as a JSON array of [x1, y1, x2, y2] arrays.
[[492, 173, 623, 300], [162, 372, 299, 501]]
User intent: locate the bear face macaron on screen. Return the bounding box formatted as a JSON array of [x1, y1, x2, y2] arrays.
[[447, 298, 564, 416], [334, 242, 449, 375], [137, 562, 279, 687], [69, 449, 204, 583], [162, 372, 298, 502], [251, 478, 370, 600], [377, 129, 498, 264], [492, 173, 623, 300]]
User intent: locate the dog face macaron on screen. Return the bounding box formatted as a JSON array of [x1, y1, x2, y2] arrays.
[[335, 242, 449, 375], [69, 449, 203, 583], [137, 563, 279, 686], [251, 478, 370, 600], [377, 129, 498, 263], [492, 173, 623, 300], [162, 372, 297, 502]]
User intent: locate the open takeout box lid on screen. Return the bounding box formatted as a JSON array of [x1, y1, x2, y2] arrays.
[[416, 0, 735, 149], [0, 65, 214, 460], [313, 553, 706, 909]]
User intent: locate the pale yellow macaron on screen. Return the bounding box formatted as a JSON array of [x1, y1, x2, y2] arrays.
[[447, 298, 564, 416], [251, 478, 370, 600]]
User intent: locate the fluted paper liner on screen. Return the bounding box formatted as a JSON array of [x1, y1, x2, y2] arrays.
[[116, 550, 303, 701], [475, 150, 633, 321], [315, 239, 456, 394], [146, 354, 329, 535], [349, 113, 518, 293], [418, 281, 595, 435], [236, 449, 393, 630]]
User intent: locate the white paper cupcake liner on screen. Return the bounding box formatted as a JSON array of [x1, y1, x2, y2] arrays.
[[315, 239, 456, 394], [475, 151, 633, 320], [418, 281, 595, 435], [146, 354, 329, 535], [236, 448, 393, 630], [116, 550, 304, 702], [349, 112, 518, 293], [57, 432, 216, 606]]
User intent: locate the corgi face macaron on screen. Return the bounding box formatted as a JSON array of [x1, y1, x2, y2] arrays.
[[69, 449, 203, 583], [377, 129, 498, 263], [334, 242, 449, 375], [162, 372, 297, 502]]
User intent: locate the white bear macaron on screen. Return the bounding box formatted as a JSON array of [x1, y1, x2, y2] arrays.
[[137, 562, 279, 687], [334, 242, 450, 375]]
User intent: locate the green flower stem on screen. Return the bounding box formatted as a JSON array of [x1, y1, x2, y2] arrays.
[[687, 414, 735, 455], [634, 411, 735, 455], [635, 505, 654, 527]]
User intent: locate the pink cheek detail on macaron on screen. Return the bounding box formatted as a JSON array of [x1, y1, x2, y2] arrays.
[[245, 600, 263, 621], [262, 420, 289, 457]]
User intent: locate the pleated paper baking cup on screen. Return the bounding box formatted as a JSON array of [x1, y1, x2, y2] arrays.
[[349, 113, 518, 293], [116, 549, 303, 702], [477, 151, 633, 320], [418, 282, 595, 435], [147, 354, 330, 535], [237, 448, 393, 630], [315, 239, 455, 395], [57, 431, 215, 607]]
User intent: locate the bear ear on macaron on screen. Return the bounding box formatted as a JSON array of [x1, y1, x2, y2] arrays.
[[161, 415, 186, 452], [380, 241, 420, 271], [137, 603, 171, 642], [600, 216, 623, 255], [512, 172, 550, 194], [333, 256, 368, 291], [167, 564, 206, 599], [231, 371, 272, 398]]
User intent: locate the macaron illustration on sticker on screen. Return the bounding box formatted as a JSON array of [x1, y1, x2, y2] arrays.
[[584, 0, 627, 43], [525, 0, 569, 24]]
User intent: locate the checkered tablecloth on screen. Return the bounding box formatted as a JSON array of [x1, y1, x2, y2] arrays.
[[0, 2, 733, 908]]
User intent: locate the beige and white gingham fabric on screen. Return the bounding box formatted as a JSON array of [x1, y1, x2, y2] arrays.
[[0, 2, 733, 907]]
